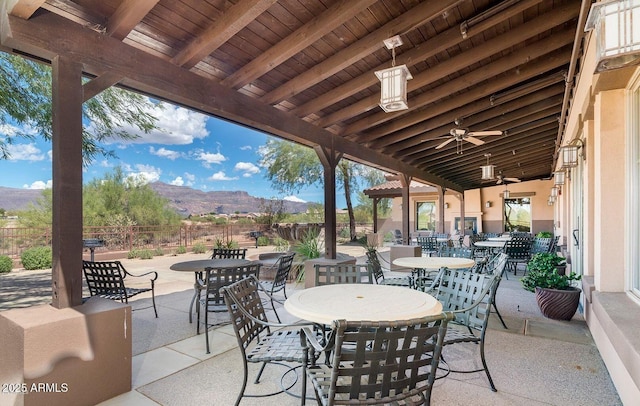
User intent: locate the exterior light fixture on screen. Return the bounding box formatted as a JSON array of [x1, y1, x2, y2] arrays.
[[585, 0, 640, 72], [548, 198, 554, 206], [548, 195, 557, 204], [375, 36, 412, 112], [485, 201, 492, 208], [560, 139, 585, 168], [444, 202, 450, 209], [550, 186, 559, 197], [503, 187, 510, 199], [480, 153, 495, 180], [553, 170, 566, 185]]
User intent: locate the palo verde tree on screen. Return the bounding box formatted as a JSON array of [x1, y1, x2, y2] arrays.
[[258, 138, 386, 241], [0, 52, 158, 162]]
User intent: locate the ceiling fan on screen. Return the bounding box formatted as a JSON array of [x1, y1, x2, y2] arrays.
[[435, 118, 503, 153], [495, 172, 521, 185]]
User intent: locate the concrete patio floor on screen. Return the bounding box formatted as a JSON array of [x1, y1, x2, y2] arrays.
[[0, 243, 623, 405]]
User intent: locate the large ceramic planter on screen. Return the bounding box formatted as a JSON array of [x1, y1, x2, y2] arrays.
[[535, 286, 581, 321]]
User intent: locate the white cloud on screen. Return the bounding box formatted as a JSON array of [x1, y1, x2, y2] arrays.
[[150, 146, 181, 160], [209, 171, 238, 181], [234, 162, 259, 177], [283, 195, 306, 203], [92, 99, 210, 145], [169, 176, 184, 186], [23, 180, 52, 190], [195, 150, 226, 168], [126, 164, 161, 184], [183, 172, 196, 186], [6, 143, 45, 162], [240, 145, 252, 151]]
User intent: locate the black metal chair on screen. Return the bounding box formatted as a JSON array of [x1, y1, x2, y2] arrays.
[[477, 252, 509, 329], [504, 237, 533, 275], [314, 263, 373, 285], [197, 262, 260, 353], [259, 252, 295, 322], [438, 246, 473, 258], [365, 247, 413, 288], [530, 237, 553, 255], [82, 260, 158, 317], [303, 312, 453, 405], [416, 236, 439, 257], [188, 247, 248, 323], [221, 275, 317, 406], [428, 267, 501, 392]]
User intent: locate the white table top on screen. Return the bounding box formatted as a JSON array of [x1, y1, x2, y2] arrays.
[[392, 256, 476, 270], [474, 240, 507, 248], [169, 258, 253, 272], [487, 236, 511, 242], [284, 284, 442, 325]]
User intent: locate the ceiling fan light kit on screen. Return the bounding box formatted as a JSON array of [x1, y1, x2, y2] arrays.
[[436, 119, 503, 153], [376, 36, 412, 113]]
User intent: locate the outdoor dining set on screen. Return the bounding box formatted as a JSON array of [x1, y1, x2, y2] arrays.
[[79, 235, 534, 405]]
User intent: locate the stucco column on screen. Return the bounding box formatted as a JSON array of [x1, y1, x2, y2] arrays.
[[593, 89, 625, 292]]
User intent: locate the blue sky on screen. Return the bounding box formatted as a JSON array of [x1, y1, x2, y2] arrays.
[[0, 98, 350, 207]]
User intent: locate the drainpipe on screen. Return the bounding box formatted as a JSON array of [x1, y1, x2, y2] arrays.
[[553, 0, 592, 169]]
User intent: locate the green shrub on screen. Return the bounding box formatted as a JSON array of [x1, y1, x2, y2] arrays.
[[175, 245, 187, 254], [536, 231, 553, 238], [273, 237, 289, 252], [257, 236, 270, 246], [0, 255, 12, 273], [193, 242, 207, 254], [138, 249, 154, 260], [127, 249, 139, 259], [20, 246, 53, 270], [154, 247, 165, 256]]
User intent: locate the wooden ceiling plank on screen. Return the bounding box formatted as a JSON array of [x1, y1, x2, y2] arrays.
[[171, 0, 277, 69], [292, 0, 547, 119], [375, 85, 565, 152], [318, 6, 579, 129], [260, 0, 463, 105], [6, 0, 46, 19], [342, 27, 575, 136], [220, 0, 377, 89], [0, 9, 463, 192], [106, 0, 158, 40]]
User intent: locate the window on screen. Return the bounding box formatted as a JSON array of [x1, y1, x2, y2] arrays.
[[416, 201, 436, 230], [504, 198, 531, 232]]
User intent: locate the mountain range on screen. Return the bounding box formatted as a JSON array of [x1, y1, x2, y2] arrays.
[[0, 182, 308, 216]]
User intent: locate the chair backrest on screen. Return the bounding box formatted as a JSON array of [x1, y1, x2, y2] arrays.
[[205, 262, 261, 310], [270, 252, 295, 294], [364, 248, 385, 284], [220, 275, 270, 354], [314, 264, 373, 286], [438, 246, 473, 258], [211, 248, 247, 259], [433, 268, 499, 331], [416, 236, 438, 253], [323, 313, 452, 404], [82, 260, 127, 300], [530, 237, 553, 255], [394, 229, 403, 243], [503, 237, 532, 260]]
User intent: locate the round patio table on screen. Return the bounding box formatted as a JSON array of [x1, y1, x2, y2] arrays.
[[392, 256, 475, 271], [284, 284, 442, 325], [474, 241, 507, 249], [169, 258, 252, 272]]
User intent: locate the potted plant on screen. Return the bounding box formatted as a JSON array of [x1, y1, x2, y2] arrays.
[[522, 253, 581, 321]]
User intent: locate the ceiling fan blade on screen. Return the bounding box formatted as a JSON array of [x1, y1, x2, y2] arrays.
[[505, 177, 521, 182], [496, 178, 503, 185], [465, 136, 485, 146], [468, 130, 503, 137], [435, 137, 456, 149]]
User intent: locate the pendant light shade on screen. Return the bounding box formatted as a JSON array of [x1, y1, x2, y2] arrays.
[[480, 153, 495, 180], [503, 188, 510, 199], [375, 36, 412, 112], [553, 170, 566, 185]]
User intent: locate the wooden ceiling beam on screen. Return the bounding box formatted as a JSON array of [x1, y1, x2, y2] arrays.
[[319, 5, 579, 128], [260, 0, 463, 105], [171, 0, 276, 69], [220, 0, 377, 90], [292, 0, 546, 119], [106, 0, 158, 40], [6, 0, 46, 19], [342, 28, 576, 136], [0, 9, 463, 192]]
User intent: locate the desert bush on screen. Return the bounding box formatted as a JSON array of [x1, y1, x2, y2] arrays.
[[0, 255, 12, 273], [192, 242, 207, 254], [20, 246, 53, 270], [175, 245, 187, 254]]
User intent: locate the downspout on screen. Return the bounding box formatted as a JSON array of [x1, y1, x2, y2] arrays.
[[553, 0, 592, 169]]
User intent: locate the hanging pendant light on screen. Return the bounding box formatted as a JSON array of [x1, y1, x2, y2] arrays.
[[375, 36, 413, 112], [480, 153, 496, 180], [503, 185, 510, 199], [553, 170, 566, 185], [550, 186, 559, 197]]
